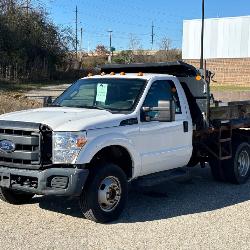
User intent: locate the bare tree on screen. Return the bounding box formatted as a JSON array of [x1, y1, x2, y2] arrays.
[[128, 34, 142, 51], [95, 44, 109, 56], [159, 37, 172, 51]]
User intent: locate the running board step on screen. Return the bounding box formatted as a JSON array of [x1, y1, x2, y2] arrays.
[[133, 167, 190, 188], [220, 156, 232, 160]]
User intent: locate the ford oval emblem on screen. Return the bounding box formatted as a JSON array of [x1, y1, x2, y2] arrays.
[[0, 140, 16, 153]]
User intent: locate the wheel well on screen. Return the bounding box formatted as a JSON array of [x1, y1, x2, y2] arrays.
[[89, 145, 133, 179]]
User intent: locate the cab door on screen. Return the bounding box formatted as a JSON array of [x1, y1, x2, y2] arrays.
[[138, 79, 192, 176]]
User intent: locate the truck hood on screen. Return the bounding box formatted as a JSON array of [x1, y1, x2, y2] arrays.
[[0, 107, 129, 131]]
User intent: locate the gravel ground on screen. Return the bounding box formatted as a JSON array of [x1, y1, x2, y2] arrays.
[[1, 167, 250, 250]]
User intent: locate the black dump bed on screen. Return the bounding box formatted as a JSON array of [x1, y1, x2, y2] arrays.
[[101, 61, 199, 77]]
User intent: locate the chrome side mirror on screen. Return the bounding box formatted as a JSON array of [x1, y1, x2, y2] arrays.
[[142, 100, 175, 122]]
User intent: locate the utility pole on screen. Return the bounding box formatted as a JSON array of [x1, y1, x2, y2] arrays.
[[151, 21, 155, 50], [80, 27, 83, 52], [108, 30, 113, 63], [75, 5, 78, 59], [26, 0, 30, 16], [200, 0, 205, 69]]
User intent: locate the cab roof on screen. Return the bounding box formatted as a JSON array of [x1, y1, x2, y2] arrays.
[[84, 73, 175, 81]]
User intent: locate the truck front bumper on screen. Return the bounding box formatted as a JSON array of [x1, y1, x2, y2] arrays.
[[0, 166, 89, 196]]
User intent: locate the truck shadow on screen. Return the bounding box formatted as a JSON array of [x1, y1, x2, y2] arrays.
[[37, 166, 250, 223]]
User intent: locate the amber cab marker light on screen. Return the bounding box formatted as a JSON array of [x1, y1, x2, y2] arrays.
[[101, 72, 106, 76], [110, 72, 115, 75], [196, 75, 202, 81], [120, 72, 126, 75], [171, 87, 177, 93], [88, 73, 93, 77], [137, 72, 144, 76]]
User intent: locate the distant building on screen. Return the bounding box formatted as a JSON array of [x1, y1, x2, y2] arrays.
[[182, 16, 250, 84]]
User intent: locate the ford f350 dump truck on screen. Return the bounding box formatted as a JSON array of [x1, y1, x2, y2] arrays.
[[0, 61, 250, 223]]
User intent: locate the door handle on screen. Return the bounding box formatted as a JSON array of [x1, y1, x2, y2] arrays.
[[183, 121, 188, 132]]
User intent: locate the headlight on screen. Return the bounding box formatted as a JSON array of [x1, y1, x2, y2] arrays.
[[53, 132, 87, 164]]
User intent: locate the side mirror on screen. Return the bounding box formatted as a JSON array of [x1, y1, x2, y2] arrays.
[[43, 96, 52, 107], [142, 100, 175, 122]]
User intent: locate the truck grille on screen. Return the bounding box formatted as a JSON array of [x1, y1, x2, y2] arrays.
[[0, 121, 52, 169]]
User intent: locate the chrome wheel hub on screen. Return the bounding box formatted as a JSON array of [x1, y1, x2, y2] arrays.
[[98, 176, 121, 212], [237, 150, 250, 177]]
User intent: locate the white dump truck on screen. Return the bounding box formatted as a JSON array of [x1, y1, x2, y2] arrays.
[[0, 61, 250, 223]]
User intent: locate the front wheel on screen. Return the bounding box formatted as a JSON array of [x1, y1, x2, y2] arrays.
[[79, 163, 128, 223], [0, 187, 34, 204]]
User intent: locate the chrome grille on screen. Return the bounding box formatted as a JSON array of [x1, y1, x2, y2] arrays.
[[0, 121, 41, 168]]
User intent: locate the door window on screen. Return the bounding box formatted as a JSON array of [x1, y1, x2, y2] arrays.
[[142, 80, 181, 120]]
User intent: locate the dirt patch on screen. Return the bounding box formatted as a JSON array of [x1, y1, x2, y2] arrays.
[[0, 92, 41, 115]]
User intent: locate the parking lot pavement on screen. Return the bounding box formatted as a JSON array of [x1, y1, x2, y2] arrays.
[[25, 84, 70, 101], [1, 167, 250, 250]]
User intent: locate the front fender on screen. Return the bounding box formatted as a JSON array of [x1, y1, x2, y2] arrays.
[[76, 133, 141, 178]]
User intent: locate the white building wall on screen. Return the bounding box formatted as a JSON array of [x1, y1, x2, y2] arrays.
[[182, 16, 250, 59]]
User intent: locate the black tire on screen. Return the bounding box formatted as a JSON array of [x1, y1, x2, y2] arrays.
[[0, 187, 34, 205], [209, 142, 250, 184], [79, 163, 128, 223], [223, 142, 250, 184]]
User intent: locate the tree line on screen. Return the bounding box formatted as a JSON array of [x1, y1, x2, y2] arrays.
[[81, 36, 181, 69], [0, 0, 77, 82]]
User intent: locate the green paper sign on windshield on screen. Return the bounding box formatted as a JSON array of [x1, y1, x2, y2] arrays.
[[96, 83, 108, 103]]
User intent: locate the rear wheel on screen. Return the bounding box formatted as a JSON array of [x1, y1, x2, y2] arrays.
[[79, 163, 128, 223], [209, 142, 250, 184], [0, 187, 34, 204], [223, 142, 250, 184]]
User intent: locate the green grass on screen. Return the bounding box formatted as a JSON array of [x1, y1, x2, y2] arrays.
[[0, 80, 70, 92], [210, 84, 250, 92]]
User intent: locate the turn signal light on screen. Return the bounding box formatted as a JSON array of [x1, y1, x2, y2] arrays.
[[88, 73, 93, 77], [76, 137, 87, 148], [110, 72, 115, 75], [120, 72, 126, 75], [137, 72, 144, 76]]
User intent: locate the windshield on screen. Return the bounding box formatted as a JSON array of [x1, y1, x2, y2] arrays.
[[53, 78, 146, 111]]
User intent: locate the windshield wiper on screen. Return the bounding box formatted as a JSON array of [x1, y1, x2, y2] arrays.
[[69, 105, 112, 112], [87, 105, 112, 112]]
